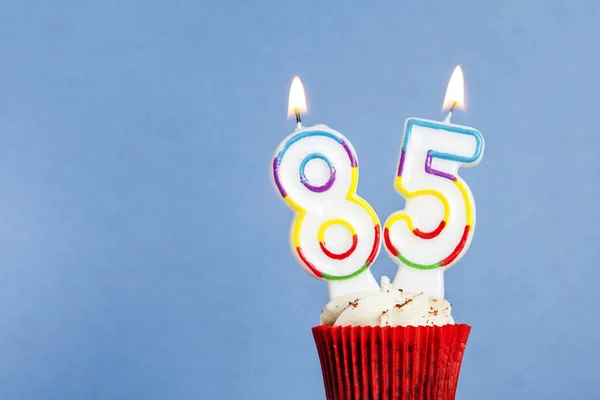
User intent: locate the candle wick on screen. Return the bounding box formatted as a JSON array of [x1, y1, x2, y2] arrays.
[[444, 101, 457, 124], [295, 108, 303, 129]]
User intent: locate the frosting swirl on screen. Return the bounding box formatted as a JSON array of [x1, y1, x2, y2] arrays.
[[320, 277, 454, 327]]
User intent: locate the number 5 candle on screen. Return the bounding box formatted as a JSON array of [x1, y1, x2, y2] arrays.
[[271, 77, 382, 300], [384, 66, 485, 298]]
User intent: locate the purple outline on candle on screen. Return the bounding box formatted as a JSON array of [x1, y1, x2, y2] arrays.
[[397, 150, 407, 176], [341, 141, 358, 167], [272, 157, 287, 197], [424, 150, 457, 181], [299, 153, 337, 193], [301, 171, 336, 192], [396, 149, 457, 181]]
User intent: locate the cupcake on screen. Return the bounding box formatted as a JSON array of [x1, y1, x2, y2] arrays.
[[270, 75, 483, 400], [313, 277, 470, 400]]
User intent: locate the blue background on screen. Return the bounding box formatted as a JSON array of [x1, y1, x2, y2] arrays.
[[0, 1, 597, 399]]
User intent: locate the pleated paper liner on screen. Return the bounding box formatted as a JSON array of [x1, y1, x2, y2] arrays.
[[312, 324, 471, 400]]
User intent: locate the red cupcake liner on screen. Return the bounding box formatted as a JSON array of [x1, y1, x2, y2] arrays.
[[312, 324, 471, 400]]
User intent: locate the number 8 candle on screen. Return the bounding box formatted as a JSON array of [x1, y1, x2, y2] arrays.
[[384, 66, 485, 298], [271, 77, 381, 300]]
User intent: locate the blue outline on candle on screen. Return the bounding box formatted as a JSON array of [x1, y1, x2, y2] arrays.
[[402, 118, 483, 165], [275, 130, 357, 167], [299, 153, 336, 193]]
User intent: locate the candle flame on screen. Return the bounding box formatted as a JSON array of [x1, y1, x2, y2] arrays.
[[442, 65, 465, 111], [287, 76, 307, 118]]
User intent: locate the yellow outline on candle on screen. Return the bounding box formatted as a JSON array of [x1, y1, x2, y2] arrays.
[[454, 179, 474, 226], [317, 218, 356, 243], [350, 167, 380, 225], [287, 166, 378, 250], [384, 176, 450, 232]]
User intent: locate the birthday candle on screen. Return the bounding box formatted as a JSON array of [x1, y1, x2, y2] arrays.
[[271, 77, 381, 300], [384, 66, 485, 298]]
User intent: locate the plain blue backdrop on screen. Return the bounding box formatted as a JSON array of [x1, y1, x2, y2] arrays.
[[0, 1, 597, 399]]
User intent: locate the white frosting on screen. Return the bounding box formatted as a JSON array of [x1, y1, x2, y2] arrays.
[[320, 290, 378, 326], [320, 276, 454, 327]]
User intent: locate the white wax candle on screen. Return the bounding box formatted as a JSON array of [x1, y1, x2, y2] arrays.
[[384, 118, 484, 297], [272, 125, 382, 299]]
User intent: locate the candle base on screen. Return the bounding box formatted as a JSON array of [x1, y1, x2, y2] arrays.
[[327, 271, 379, 300], [392, 264, 445, 298]]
